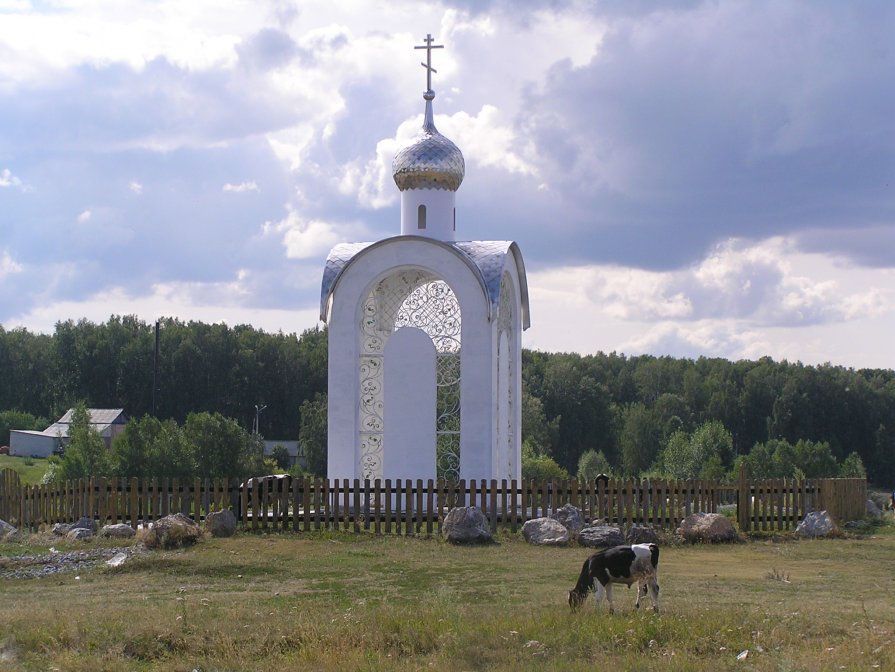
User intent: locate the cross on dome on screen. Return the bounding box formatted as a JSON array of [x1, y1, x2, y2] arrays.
[[415, 33, 443, 94]]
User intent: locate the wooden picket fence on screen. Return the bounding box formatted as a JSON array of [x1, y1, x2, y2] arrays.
[[0, 469, 867, 535]]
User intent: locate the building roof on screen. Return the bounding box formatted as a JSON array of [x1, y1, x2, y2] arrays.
[[42, 408, 128, 439]]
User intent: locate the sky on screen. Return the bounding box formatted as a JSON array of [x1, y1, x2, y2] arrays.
[[1, 0, 894, 370]]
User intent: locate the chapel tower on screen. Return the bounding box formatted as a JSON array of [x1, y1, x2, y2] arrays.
[[321, 34, 529, 483]]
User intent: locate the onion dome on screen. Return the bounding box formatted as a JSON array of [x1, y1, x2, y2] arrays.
[[392, 90, 465, 192]]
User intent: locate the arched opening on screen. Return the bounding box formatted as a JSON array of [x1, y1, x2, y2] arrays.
[[358, 269, 461, 481]]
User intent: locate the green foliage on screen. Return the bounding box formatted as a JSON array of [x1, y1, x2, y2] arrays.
[[737, 438, 845, 479], [56, 403, 111, 480], [0, 409, 48, 446], [521, 443, 569, 480], [577, 449, 612, 481], [840, 451, 867, 478], [269, 444, 291, 470], [654, 420, 734, 480], [299, 393, 327, 476], [619, 402, 662, 475], [184, 411, 259, 478], [111, 415, 193, 478]]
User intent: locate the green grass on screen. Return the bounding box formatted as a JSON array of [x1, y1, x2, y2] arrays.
[[1, 523, 894, 671], [0, 454, 50, 485]]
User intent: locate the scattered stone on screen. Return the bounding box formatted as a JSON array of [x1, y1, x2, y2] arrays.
[[0, 519, 17, 541], [676, 512, 738, 543], [442, 506, 492, 544], [866, 499, 882, 519], [549, 504, 585, 538], [105, 552, 128, 568], [578, 524, 625, 548], [72, 517, 98, 534], [205, 509, 237, 538], [143, 513, 202, 549], [522, 517, 570, 546], [66, 528, 95, 541], [0, 546, 144, 580], [51, 523, 71, 536], [100, 523, 136, 539], [795, 510, 836, 538], [626, 524, 659, 545]]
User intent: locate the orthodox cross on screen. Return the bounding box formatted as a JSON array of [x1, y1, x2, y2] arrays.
[[415, 33, 443, 92]]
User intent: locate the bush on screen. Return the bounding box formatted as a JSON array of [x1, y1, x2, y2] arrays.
[[522, 445, 569, 480], [577, 449, 612, 481]]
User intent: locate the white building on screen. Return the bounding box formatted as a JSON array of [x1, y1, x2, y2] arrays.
[[320, 35, 529, 483], [9, 408, 128, 458]]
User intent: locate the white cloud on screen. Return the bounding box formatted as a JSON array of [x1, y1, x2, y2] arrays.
[[128, 181, 143, 194], [77, 210, 92, 223], [264, 208, 344, 260], [0, 167, 28, 190], [0, 250, 23, 278], [223, 181, 260, 193]]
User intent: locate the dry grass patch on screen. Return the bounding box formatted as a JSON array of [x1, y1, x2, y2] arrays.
[[1, 522, 894, 670]]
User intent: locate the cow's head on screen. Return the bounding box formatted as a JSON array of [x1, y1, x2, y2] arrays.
[[568, 589, 586, 610]]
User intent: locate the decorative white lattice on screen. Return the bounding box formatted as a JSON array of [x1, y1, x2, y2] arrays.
[[498, 272, 516, 478], [359, 269, 461, 480]]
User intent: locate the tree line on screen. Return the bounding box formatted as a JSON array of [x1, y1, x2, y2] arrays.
[[1, 317, 892, 484]]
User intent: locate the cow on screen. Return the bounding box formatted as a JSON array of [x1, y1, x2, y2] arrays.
[[568, 543, 660, 614]]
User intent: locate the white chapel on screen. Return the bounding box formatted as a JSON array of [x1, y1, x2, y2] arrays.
[[320, 35, 530, 483]]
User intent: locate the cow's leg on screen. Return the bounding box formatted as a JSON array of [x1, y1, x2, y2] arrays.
[[604, 582, 615, 614], [594, 581, 605, 611], [635, 581, 647, 609], [647, 576, 660, 613]]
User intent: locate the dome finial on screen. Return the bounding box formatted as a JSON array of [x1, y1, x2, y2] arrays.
[[415, 33, 443, 99]]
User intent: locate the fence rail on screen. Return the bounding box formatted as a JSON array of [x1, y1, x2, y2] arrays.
[[0, 470, 867, 535]]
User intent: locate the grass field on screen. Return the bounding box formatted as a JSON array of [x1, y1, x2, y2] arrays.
[[0, 455, 49, 485], [1, 522, 894, 671]]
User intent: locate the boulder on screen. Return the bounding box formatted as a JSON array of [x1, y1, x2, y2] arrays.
[[442, 506, 492, 544], [522, 518, 570, 546], [205, 509, 237, 538], [578, 524, 625, 548], [66, 527, 94, 541], [676, 512, 738, 543], [100, 523, 136, 539], [549, 504, 585, 538], [0, 518, 17, 541], [795, 510, 836, 538], [626, 524, 659, 545], [144, 513, 202, 549], [866, 499, 882, 520], [72, 517, 98, 534], [51, 523, 72, 536]]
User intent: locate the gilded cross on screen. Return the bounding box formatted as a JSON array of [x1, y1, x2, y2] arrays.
[[415, 33, 444, 92]]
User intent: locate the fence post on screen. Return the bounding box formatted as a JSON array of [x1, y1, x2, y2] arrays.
[[737, 462, 749, 533]]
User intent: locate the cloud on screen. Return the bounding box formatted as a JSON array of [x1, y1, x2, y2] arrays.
[[128, 181, 143, 194], [265, 208, 346, 260], [0, 167, 28, 190], [0, 250, 23, 278], [223, 181, 260, 193], [77, 210, 92, 223]]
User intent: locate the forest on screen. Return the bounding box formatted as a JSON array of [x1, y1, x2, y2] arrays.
[[1, 316, 893, 485]]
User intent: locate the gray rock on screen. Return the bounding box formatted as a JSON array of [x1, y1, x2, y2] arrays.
[[676, 512, 737, 543], [796, 510, 836, 538], [66, 527, 95, 541], [0, 518, 17, 541], [626, 524, 659, 544], [578, 524, 625, 548], [205, 509, 237, 538], [549, 504, 585, 538], [442, 506, 492, 544], [51, 523, 72, 536], [100, 523, 136, 539], [144, 513, 202, 549], [522, 517, 570, 546], [72, 517, 97, 534], [866, 499, 882, 519]]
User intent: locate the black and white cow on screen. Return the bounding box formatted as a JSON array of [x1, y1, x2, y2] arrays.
[[568, 543, 660, 614]]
